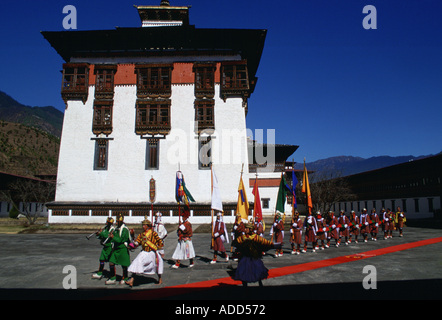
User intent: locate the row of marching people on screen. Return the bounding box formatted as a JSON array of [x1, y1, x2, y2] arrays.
[[288, 207, 407, 254]]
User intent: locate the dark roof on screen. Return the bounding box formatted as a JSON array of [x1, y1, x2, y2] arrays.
[[41, 25, 267, 88]]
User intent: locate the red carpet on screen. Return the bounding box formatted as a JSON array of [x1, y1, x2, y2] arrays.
[[104, 237, 442, 300]]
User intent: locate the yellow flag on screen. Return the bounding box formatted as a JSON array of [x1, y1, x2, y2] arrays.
[[236, 176, 249, 221], [302, 160, 313, 214]]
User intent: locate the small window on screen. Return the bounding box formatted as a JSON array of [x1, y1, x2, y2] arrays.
[[198, 136, 212, 169], [262, 198, 270, 209], [94, 139, 109, 170], [146, 139, 159, 170]]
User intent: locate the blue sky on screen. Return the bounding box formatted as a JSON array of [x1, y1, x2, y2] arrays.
[[0, 0, 441, 162]]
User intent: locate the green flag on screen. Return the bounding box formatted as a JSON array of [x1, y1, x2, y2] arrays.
[[275, 173, 287, 214]]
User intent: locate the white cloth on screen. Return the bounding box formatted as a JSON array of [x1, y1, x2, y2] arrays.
[[172, 240, 196, 260], [128, 251, 163, 275]]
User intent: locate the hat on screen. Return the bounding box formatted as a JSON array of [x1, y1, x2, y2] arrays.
[[142, 216, 152, 226], [106, 217, 114, 224], [116, 213, 124, 222]]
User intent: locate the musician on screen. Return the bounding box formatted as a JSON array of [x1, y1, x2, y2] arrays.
[[348, 211, 360, 243], [91, 216, 115, 280], [171, 207, 195, 268], [154, 212, 168, 258], [338, 210, 350, 246], [211, 212, 229, 264], [233, 222, 281, 287], [125, 217, 164, 287], [106, 213, 131, 285], [290, 210, 303, 254], [395, 206, 406, 237], [270, 212, 284, 257]]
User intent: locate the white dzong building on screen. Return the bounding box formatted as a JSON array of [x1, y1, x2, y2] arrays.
[[42, 1, 298, 224]]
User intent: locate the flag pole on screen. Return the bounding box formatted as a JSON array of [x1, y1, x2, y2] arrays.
[[211, 164, 214, 249]]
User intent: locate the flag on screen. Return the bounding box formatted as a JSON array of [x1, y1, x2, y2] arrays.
[[252, 177, 262, 222], [302, 160, 313, 214], [175, 171, 195, 205], [236, 176, 249, 221], [211, 167, 223, 212], [275, 173, 288, 215], [287, 169, 298, 209]]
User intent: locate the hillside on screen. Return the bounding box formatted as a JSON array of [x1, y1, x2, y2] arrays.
[[0, 121, 60, 178], [0, 91, 63, 137]]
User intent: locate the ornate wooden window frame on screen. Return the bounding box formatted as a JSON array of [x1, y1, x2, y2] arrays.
[[193, 62, 216, 99], [92, 100, 113, 136], [61, 63, 90, 104], [194, 99, 215, 134], [135, 64, 173, 99], [145, 138, 160, 170], [220, 60, 250, 102], [94, 64, 117, 100], [135, 99, 171, 136]]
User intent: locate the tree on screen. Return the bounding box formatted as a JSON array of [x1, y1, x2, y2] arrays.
[[1, 179, 55, 225], [298, 169, 356, 214]]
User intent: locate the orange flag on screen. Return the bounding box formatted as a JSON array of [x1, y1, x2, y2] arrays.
[[302, 159, 313, 214]]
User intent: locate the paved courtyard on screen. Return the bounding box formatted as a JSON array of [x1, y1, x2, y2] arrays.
[[0, 225, 441, 302]]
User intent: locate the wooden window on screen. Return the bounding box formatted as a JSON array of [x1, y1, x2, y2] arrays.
[[194, 99, 214, 133], [198, 136, 212, 169], [94, 65, 117, 99], [94, 139, 109, 170], [146, 139, 159, 170], [262, 198, 270, 209], [135, 64, 173, 98], [93, 100, 113, 135], [220, 61, 250, 102], [135, 100, 171, 135], [61, 63, 89, 103], [194, 63, 216, 98]]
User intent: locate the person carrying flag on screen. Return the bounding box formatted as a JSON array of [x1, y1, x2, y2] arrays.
[[290, 210, 303, 254], [211, 212, 229, 264]]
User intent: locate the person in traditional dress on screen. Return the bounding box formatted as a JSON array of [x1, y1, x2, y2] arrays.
[[172, 207, 195, 268], [125, 217, 164, 287], [253, 218, 264, 237], [290, 210, 303, 254], [302, 211, 318, 252], [106, 214, 131, 285], [338, 210, 350, 246], [386, 208, 395, 238], [369, 208, 380, 241], [359, 208, 370, 242], [153, 212, 168, 258], [231, 213, 246, 261], [315, 211, 326, 250], [381, 208, 390, 240], [91, 217, 115, 279], [233, 222, 281, 287], [325, 211, 339, 247], [348, 211, 360, 243], [211, 212, 229, 264], [270, 212, 284, 257], [395, 206, 406, 237]]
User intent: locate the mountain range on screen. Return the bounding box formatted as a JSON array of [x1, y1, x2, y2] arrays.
[[0, 89, 439, 179], [0, 90, 63, 137], [293, 154, 440, 177]]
